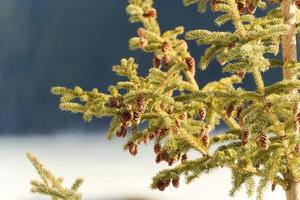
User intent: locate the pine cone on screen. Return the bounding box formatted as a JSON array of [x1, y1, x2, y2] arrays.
[[162, 55, 171, 66], [271, 183, 276, 191], [259, 132, 270, 150], [155, 154, 161, 163], [199, 108, 206, 120], [137, 27, 146, 38], [132, 111, 140, 124], [164, 179, 171, 187], [200, 128, 209, 147], [136, 95, 146, 113], [237, 2, 246, 15], [172, 177, 180, 188], [210, 0, 220, 12], [154, 143, 161, 154], [109, 97, 122, 108], [116, 124, 127, 137], [178, 112, 187, 121], [143, 9, 157, 18], [226, 104, 234, 118], [181, 154, 188, 162], [156, 180, 165, 191], [246, 3, 256, 14], [168, 157, 176, 166], [149, 133, 155, 140], [161, 42, 169, 52], [242, 130, 250, 145], [153, 56, 161, 68], [128, 142, 138, 156], [139, 37, 148, 48], [159, 151, 169, 161], [143, 135, 150, 144], [121, 111, 133, 123], [185, 57, 196, 76], [236, 106, 243, 122], [237, 69, 246, 79]]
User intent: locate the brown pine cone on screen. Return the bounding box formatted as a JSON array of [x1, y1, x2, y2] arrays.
[[168, 157, 176, 166], [199, 108, 206, 120], [139, 37, 148, 48], [116, 125, 127, 137], [159, 151, 169, 161], [259, 132, 270, 150], [226, 104, 234, 118], [121, 111, 133, 123], [132, 111, 140, 124], [137, 27, 146, 38], [185, 56, 196, 76], [237, 69, 246, 79], [153, 56, 161, 68], [143, 135, 150, 144], [128, 142, 138, 156], [143, 9, 157, 18], [156, 180, 165, 191], [271, 183, 276, 191], [161, 42, 169, 52], [181, 154, 188, 162], [172, 177, 180, 188], [109, 97, 122, 109], [136, 95, 146, 113], [154, 143, 161, 154], [164, 179, 171, 187], [242, 130, 250, 145]]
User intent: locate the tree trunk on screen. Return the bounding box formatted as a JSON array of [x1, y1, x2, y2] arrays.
[[281, 0, 299, 199], [286, 182, 300, 200]]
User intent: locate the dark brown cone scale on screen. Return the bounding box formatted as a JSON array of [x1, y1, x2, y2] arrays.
[[246, 3, 256, 14], [237, 2, 246, 15], [185, 57, 196, 76], [242, 130, 250, 145], [154, 143, 161, 154], [259, 133, 270, 150], [172, 177, 180, 188], [157, 181, 165, 191]]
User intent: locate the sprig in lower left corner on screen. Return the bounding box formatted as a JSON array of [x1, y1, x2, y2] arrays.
[[27, 152, 84, 200]]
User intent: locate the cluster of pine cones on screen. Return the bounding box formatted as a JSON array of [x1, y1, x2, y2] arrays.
[[210, 0, 257, 15], [156, 176, 180, 191]]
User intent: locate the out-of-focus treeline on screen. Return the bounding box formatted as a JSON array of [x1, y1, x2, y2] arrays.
[[0, 0, 281, 134]]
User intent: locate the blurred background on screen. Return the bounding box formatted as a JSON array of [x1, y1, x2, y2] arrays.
[[0, 0, 287, 199]]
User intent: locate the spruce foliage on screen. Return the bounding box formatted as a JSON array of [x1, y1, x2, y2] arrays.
[[29, 0, 300, 199]]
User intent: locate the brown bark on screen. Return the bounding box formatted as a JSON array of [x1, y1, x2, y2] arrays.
[[281, 0, 300, 199]]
